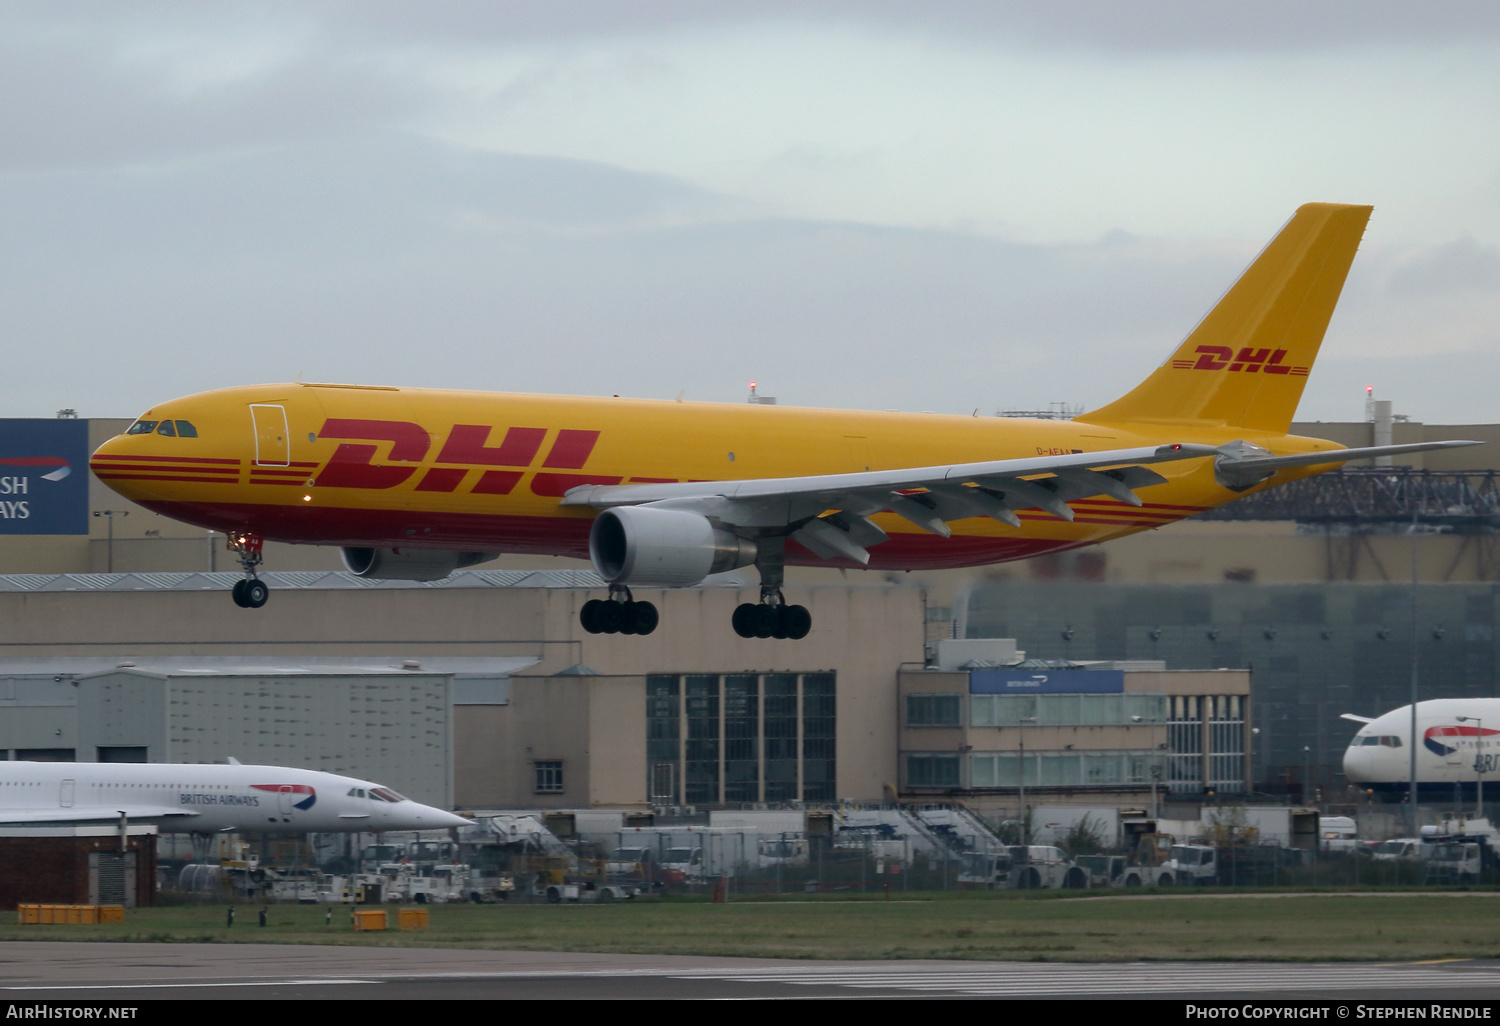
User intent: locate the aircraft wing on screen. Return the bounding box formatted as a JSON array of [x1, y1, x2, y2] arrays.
[[564, 437, 1483, 566], [562, 442, 1220, 565], [0, 806, 202, 827]]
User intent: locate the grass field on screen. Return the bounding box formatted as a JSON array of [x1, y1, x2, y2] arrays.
[[8, 892, 1500, 962]]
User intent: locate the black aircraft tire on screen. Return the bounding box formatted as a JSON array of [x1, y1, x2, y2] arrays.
[[596, 600, 624, 634], [231, 580, 249, 608], [781, 605, 812, 640], [580, 599, 603, 634], [618, 601, 639, 635], [630, 600, 659, 636], [751, 604, 779, 639], [242, 579, 269, 608], [732, 603, 758, 638]]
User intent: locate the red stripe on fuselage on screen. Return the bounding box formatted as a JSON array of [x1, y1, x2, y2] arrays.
[[134, 498, 1088, 570]]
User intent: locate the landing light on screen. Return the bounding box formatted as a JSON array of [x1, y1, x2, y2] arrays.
[[302, 495, 312, 502]]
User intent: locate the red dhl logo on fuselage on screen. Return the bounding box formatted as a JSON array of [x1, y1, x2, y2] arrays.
[[1170, 345, 1309, 376], [312, 419, 627, 496]]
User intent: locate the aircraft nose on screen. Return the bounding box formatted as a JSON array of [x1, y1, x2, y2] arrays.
[[1342, 744, 1370, 783]]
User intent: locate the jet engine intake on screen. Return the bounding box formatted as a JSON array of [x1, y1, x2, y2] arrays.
[[340, 547, 498, 582], [589, 506, 757, 588]]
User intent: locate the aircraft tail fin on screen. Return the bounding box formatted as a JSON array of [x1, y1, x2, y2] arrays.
[[1076, 203, 1373, 434]]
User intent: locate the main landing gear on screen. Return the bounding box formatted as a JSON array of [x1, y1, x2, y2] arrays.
[[731, 537, 811, 639], [228, 532, 268, 609], [732, 594, 811, 640], [580, 586, 659, 636]]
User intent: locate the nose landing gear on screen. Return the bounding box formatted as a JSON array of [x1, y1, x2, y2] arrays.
[[228, 532, 268, 609], [579, 586, 659, 636]]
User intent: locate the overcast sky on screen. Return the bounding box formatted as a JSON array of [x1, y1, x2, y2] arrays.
[[3, 1, 1498, 425]]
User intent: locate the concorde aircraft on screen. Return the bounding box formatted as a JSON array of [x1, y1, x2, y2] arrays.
[[89, 203, 1477, 640], [0, 759, 469, 833], [1343, 699, 1500, 799]]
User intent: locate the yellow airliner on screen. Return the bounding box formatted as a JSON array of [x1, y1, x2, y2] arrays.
[[90, 203, 1474, 639]]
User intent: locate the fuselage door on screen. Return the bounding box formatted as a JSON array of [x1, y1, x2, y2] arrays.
[[250, 404, 290, 467], [277, 785, 294, 816], [60, 779, 75, 807]]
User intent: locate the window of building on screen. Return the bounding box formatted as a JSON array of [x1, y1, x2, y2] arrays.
[[802, 673, 836, 802], [724, 674, 759, 803], [684, 675, 720, 805], [764, 674, 799, 802], [906, 693, 961, 727], [97, 746, 148, 763], [906, 753, 960, 788], [646, 675, 680, 803], [533, 761, 563, 794], [645, 671, 836, 805]]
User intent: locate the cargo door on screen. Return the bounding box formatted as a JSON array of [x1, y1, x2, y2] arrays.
[[250, 404, 290, 467]]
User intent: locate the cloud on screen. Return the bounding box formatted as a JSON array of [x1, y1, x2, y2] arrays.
[[1386, 237, 1500, 296]]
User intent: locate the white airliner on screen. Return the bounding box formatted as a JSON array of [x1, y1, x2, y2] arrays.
[[0, 760, 468, 833], [1342, 699, 1500, 798]]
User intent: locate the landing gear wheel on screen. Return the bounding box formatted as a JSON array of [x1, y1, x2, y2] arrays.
[[580, 599, 604, 634], [595, 600, 624, 634], [241, 579, 269, 608], [732, 603, 758, 638], [231, 579, 249, 608], [779, 604, 812, 640], [751, 604, 779, 639], [627, 600, 659, 636]]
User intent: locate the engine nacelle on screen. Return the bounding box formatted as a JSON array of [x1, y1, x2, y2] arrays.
[[589, 506, 757, 588], [340, 547, 498, 582]]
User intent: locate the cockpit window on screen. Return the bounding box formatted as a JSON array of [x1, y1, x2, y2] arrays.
[[176, 421, 198, 438], [156, 420, 177, 437], [126, 420, 159, 435], [370, 786, 406, 803]]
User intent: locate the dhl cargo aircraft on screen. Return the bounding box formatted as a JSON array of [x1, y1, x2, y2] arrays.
[[90, 203, 1476, 639]]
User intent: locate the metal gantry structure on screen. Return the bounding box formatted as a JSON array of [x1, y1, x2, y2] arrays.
[[1198, 468, 1500, 530]]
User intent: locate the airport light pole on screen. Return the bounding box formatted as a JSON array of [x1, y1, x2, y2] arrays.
[[1458, 715, 1484, 820], [1017, 715, 1037, 846], [1132, 713, 1167, 820], [92, 509, 129, 573]]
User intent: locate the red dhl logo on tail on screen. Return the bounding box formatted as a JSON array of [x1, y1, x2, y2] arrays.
[[312, 419, 630, 496], [1170, 346, 1309, 376]]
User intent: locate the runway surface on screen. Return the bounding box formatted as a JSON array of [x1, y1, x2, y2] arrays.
[[3, 943, 1500, 1000]]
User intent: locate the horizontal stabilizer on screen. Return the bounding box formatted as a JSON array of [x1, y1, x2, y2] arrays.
[[1216, 439, 1481, 490]]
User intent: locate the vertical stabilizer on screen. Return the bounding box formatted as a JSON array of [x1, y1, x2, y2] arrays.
[[1076, 203, 1372, 433]]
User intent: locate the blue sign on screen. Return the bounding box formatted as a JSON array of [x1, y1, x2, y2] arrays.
[[970, 669, 1124, 694], [0, 420, 89, 535]]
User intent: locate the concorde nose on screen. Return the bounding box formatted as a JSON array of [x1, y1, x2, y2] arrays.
[[404, 802, 470, 830]]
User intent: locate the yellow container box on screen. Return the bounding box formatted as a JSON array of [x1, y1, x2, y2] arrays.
[[397, 908, 429, 931], [97, 906, 125, 924], [77, 906, 98, 924], [352, 909, 387, 932], [16, 905, 38, 925]]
